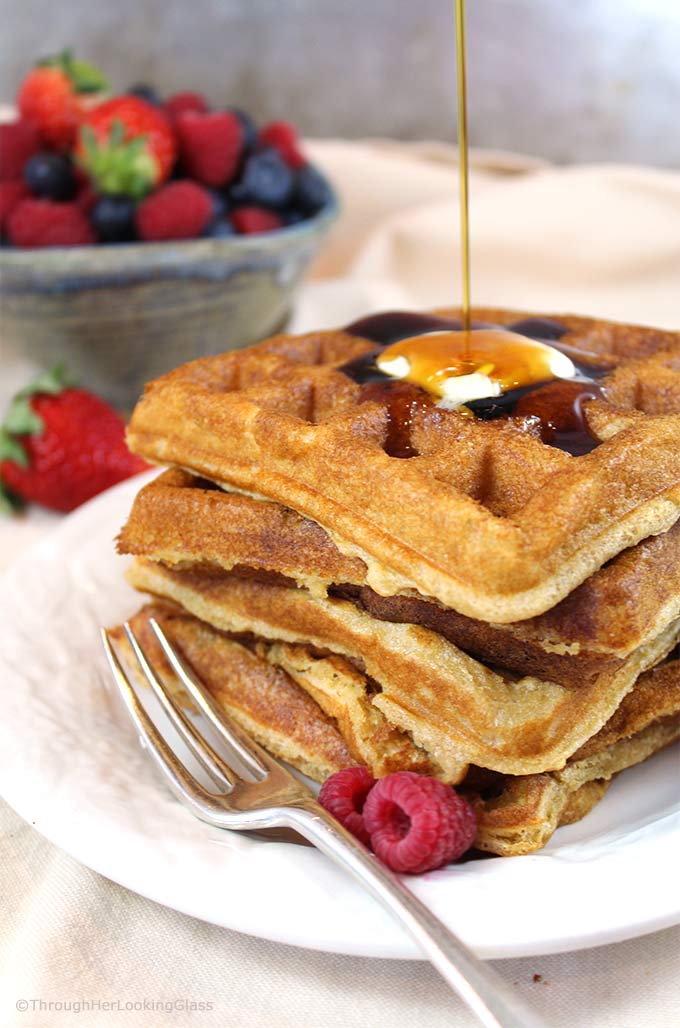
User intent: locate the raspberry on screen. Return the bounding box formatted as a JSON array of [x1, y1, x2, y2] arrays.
[[231, 206, 282, 235], [164, 91, 209, 121], [363, 772, 477, 874], [175, 111, 243, 187], [136, 180, 212, 241], [258, 121, 306, 169], [8, 199, 95, 248], [0, 181, 29, 232], [75, 181, 98, 216], [318, 766, 376, 845], [0, 120, 41, 180]]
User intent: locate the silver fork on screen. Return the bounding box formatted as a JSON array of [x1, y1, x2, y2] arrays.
[[101, 618, 547, 1028]]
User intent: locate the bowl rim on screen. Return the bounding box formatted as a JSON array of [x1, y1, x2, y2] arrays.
[[0, 194, 339, 270]]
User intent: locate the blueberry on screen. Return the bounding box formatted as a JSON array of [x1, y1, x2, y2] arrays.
[[205, 216, 236, 238], [91, 195, 137, 243], [207, 188, 229, 220], [127, 83, 161, 106], [293, 164, 333, 216], [24, 153, 75, 201], [508, 317, 568, 342], [230, 148, 293, 209], [282, 209, 307, 226], [228, 107, 258, 153]]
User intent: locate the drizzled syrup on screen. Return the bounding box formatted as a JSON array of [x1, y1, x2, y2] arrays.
[[340, 312, 610, 457], [454, 0, 471, 334]]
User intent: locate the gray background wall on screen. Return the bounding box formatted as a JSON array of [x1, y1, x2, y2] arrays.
[[2, 0, 679, 166]]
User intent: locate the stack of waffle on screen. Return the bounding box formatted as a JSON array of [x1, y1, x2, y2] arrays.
[[116, 308, 680, 856]]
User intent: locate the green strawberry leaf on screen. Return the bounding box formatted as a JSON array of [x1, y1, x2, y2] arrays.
[[0, 479, 25, 516], [3, 397, 43, 437], [109, 119, 126, 148], [0, 428, 29, 466], [38, 49, 108, 93], [78, 122, 155, 198], [68, 58, 109, 94], [16, 363, 74, 400]]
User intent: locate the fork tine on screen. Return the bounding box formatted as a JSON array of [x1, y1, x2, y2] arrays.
[[148, 617, 272, 780], [122, 623, 238, 792], [101, 629, 225, 823]]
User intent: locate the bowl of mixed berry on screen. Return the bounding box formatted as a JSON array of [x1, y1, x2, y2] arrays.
[[0, 52, 338, 408]]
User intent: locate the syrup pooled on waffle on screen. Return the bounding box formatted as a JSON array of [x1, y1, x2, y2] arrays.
[[116, 308, 680, 855], [339, 312, 611, 456]]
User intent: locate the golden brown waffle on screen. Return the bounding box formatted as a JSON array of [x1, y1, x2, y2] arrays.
[[254, 640, 446, 779], [110, 603, 680, 857], [126, 308, 680, 623], [466, 659, 680, 855], [118, 469, 680, 685], [109, 603, 355, 782], [125, 557, 680, 779]]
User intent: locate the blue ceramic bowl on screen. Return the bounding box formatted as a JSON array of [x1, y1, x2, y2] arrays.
[[0, 196, 338, 409]]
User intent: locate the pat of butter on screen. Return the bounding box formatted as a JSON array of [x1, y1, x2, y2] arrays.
[[376, 354, 410, 379], [543, 347, 576, 379], [438, 372, 502, 408]]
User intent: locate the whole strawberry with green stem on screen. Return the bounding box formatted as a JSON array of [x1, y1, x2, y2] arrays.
[[77, 96, 177, 198], [17, 49, 108, 150], [0, 366, 148, 514]]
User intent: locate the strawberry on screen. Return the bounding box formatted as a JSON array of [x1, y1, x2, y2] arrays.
[[0, 181, 29, 232], [164, 91, 209, 122], [0, 120, 41, 180], [0, 365, 148, 513], [136, 180, 212, 241], [78, 96, 177, 198], [231, 206, 283, 234], [258, 121, 306, 169], [8, 199, 95, 248], [175, 111, 243, 187], [17, 51, 108, 150]]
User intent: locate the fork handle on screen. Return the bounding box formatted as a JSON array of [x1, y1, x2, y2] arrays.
[[288, 803, 546, 1028]]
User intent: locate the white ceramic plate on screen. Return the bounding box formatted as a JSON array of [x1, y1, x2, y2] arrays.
[[1, 472, 679, 960]]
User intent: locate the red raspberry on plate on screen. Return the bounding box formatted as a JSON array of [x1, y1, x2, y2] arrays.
[[175, 111, 244, 187], [231, 206, 283, 234], [363, 772, 477, 874], [8, 198, 95, 247], [0, 120, 41, 180], [258, 121, 306, 169], [0, 181, 29, 232], [136, 180, 213, 241], [165, 91, 209, 121], [318, 766, 376, 846]]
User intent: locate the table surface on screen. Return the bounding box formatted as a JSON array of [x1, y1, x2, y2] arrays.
[[1, 140, 679, 1028]]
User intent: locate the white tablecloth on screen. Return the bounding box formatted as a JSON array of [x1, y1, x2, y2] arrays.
[[2, 140, 679, 1027]]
